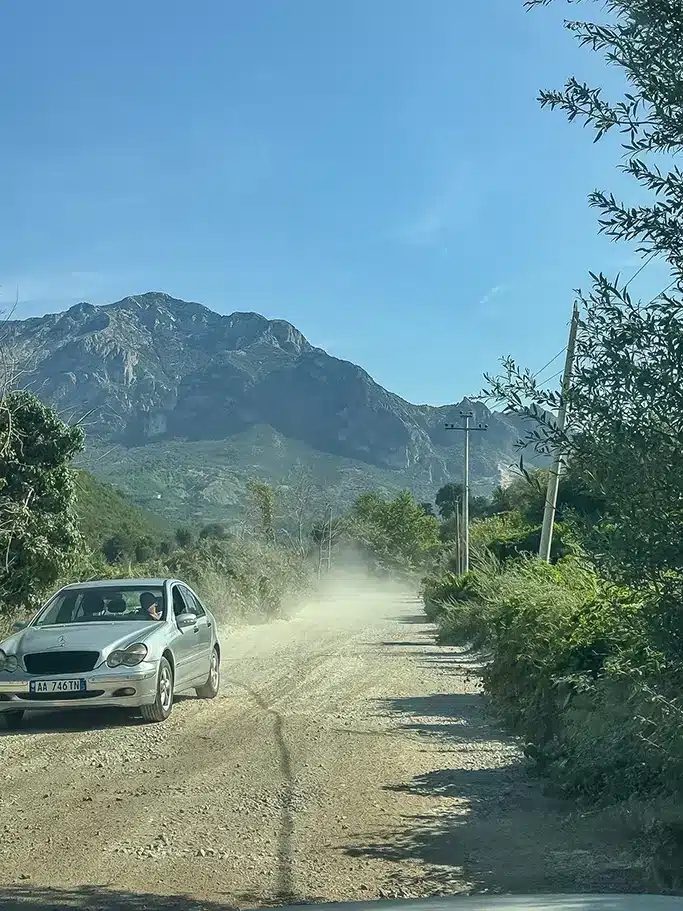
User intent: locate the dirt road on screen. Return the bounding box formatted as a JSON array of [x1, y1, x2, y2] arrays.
[[0, 580, 645, 910]]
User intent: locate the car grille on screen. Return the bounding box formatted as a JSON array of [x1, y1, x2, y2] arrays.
[[24, 651, 99, 675], [17, 690, 105, 701]]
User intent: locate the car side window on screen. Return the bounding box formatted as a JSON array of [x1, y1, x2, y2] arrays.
[[182, 587, 206, 618], [172, 585, 190, 618]]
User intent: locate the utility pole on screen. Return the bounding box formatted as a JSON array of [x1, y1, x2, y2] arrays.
[[445, 412, 488, 574], [539, 302, 581, 562], [326, 503, 333, 573], [453, 498, 462, 575], [316, 505, 331, 579]]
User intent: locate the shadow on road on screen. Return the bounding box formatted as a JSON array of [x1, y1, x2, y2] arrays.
[[229, 681, 298, 905], [0, 885, 664, 911], [348, 668, 648, 896], [392, 614, 428, 625], [0, 693, 202, 737], [380, 640, 431, 647], [0, 885, 238, 911], [346, 787, 648, 896], [0, 707, 141, 737], [376, 692, 498, 746]]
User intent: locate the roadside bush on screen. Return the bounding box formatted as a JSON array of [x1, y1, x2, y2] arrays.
[[152, 536, 310, 624], [468, 510, 573, 563], [348, 490, 441, 575], [0, 527, 314, 638], [423, 570, 477, 613], [0, 391, 85, 613], [470, 511, 533, 550], [420, 549, 683, 806]]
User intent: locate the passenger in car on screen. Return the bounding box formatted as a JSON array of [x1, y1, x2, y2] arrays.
[[139, 592, 163, 621]]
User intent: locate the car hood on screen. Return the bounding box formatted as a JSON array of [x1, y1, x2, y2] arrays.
[[6, 622, 162, 659], [258, 898, 683, 911]]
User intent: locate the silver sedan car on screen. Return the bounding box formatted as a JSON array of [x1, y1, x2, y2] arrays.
[[0, 577, 221, 728]]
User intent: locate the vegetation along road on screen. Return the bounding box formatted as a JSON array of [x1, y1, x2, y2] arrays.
[[0, 581, 644, 910]]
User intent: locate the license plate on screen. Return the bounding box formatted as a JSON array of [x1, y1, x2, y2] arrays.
[[29, 679, 86, 694]]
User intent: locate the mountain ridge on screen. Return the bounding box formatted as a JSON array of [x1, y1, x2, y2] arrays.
[[5, 291, 539, 520]]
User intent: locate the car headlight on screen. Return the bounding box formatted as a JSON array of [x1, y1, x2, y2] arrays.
[[107, 643, 148, 668], [0, 650, 18, 672]]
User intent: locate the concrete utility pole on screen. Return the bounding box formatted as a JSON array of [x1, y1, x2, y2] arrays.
[[445, 412, 488, 574], [539, 302, 581, 562], [453, 499, 462, 575], [327, 504, 333, 573]]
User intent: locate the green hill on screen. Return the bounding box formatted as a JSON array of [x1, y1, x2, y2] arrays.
[[75, 426, 444, 526], [72, 469, 175, 552]]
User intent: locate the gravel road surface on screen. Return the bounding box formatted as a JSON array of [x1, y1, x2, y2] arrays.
[[0, 579, 645, 910]]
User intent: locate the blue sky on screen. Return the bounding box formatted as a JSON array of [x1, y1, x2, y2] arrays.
[[1, 0, 669, 404]]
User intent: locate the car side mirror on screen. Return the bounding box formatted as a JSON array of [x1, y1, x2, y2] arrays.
[[11, 621, 28, 633], [177, 612, 197, 630]]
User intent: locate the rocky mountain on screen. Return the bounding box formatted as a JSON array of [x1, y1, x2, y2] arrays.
[[6, 292, 538, 523]]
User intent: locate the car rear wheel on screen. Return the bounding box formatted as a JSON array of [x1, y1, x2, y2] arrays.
[[2, 710, 24, 730], [196, 646, 220, 699], [141, 657, 174, 723]]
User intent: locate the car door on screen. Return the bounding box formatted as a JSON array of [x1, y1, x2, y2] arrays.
[[180, 585, 212, 683], [169, 584, 204, 689]]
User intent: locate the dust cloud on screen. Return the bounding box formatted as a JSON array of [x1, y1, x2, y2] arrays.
[[283, 554, 420, 627], [213, 547, 420, 639]]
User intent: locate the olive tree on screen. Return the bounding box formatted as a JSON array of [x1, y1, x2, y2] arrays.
[[0, 391, 85, 611], [485, 1, 683, 625]]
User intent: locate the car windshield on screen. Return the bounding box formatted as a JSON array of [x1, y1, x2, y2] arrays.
[[33, 587, 167, 626]]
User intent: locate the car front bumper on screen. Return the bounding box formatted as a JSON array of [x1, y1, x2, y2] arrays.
[[0, 663, 159, 712]]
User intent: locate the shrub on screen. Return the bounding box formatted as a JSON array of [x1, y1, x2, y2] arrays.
[[421, 548, 683, 805], [175, 527, 194, 548], [0, 392, 85, 613], [168, 535, 312, 623], [349, 490, 441, 573], [2, 524, 314, 634], [102, 534, 134, 564], [199, 522, 229, 541], [468, 511, 573, 564]]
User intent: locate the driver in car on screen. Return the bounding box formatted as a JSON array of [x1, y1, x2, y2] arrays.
[[139, 592, 163, 621]]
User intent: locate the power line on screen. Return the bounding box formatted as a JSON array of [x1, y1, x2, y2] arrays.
[[538, 367, 564, 387], [538, 278, 678, 390], [623, 251, 658, 290], [646, 277, 677, 304], [529, 262, 678, 399], [532, 255, 660, 375], [532, 259, 664, 383], [532, 347, 566, 381]]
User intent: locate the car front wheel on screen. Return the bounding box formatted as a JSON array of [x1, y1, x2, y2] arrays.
[[196, 646, 220, 699], [141, 657, 174, 723]]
